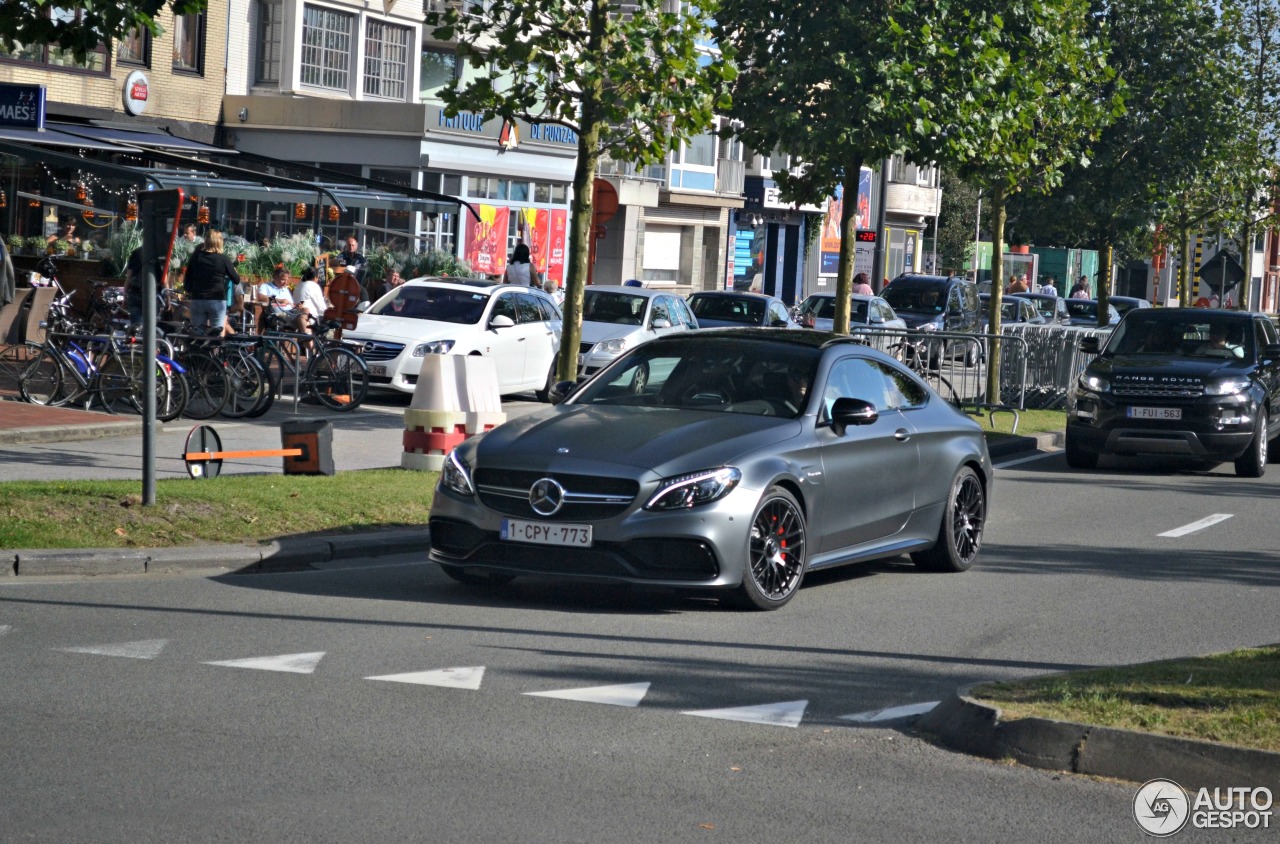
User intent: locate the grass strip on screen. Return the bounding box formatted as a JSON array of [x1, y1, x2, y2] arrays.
[[972, 646, 1280, 752], [972, 407, 1066, 438], [0, 468, 437, 549]]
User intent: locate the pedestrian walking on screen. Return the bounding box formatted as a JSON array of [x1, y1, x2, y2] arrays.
[[504, 243, 541, 287], [182, 230, 240, 335], [851, 272, 873, 296], [1070, 275, 1090, 299]]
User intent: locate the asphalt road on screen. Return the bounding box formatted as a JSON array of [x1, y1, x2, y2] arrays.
[[3, 447, 1278, 841]]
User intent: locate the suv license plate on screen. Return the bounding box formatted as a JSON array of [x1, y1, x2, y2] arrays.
[[502, 519, 593, 547], [1127, 406, 1182, 420]]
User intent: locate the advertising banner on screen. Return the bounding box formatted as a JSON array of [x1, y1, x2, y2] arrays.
[[465, 204, 509, 275], [546, 209, 567, 285], [819, 167, 874, 276]]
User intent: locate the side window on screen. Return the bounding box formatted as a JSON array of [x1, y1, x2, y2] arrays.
[[490, 293, 517, 322], [672, 297, 695, 328], [1255, 319, 1275, 352], [875, 361, 928, 409], [948, 288, 963, 313], [513, 293, 543, 324], [770, 303, 789, 324], [965, 284, 978, 312], [651, 298, 671, 325], [821, 357, 892, 420]]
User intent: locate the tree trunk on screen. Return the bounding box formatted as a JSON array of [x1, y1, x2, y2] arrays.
[[555, 3, 607, 384], [984, 185, 1007, 407], [1239, 220, 1253, 310], [832, 155, 864, 335], [1097, 241, 1112, 328], [1178, 226, 1191, 308]]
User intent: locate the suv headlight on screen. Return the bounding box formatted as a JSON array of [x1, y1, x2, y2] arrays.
[[439, 449, 474, 497], [1078, 373, 1110, 393], [413, 340, 456, 356], [645, 467, 742, 511], [1205, 378, 1249, 396], [596, 338, 627, 355]]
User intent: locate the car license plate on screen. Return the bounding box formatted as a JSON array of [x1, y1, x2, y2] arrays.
[[1126, 406, 1182, 420], [501, 519, 593, 547], [368, 364, 387, 377]]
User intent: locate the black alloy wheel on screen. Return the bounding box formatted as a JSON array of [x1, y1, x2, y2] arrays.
[[730, 486, 807, 610], [912, 466, 985, 573]]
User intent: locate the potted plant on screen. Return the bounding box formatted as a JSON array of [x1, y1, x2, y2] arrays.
[[6, 233, 23, 256], [104, 221, 142, 277], [26, 236, 46, 257], [50, 238, 71, 256]]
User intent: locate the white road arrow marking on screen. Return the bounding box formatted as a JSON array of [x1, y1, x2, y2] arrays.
[[366, 667, 486, 690], [0, 625, 11, 636], [683, 699, 808, 728], [56, 639, 167, 660], [524, 682, 651, 708], [204, 652, 325, 674], [839, 701, 939, 723], [1158, 514, 1233, 538]]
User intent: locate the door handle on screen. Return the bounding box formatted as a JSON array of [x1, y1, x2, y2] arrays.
[[894, 428, 910, 441]]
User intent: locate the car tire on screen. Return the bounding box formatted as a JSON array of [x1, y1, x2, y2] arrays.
[[535, 360, 556, 403], [1064, 432, 1100, 469], [964, 340, 979, 368], [631, 361, 650, 394], [1234, 411, 1267, 478], [438, 563, 516, 588], [911, 466, 985, 573], [727, 486, 807, 611]]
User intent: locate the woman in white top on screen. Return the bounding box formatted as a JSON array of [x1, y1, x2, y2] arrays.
[[503, 243, 541, 286], [292, 266, 329, 334]]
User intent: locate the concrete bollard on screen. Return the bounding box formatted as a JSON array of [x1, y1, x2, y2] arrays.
[[281, 418, 335, 476], [402, 356, 506, 471]]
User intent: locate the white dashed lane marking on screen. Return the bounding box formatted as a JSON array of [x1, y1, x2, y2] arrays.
[[525, 682, 651, 708], [204, 652, 326, 674], [1158, 514, 1233, 538], [56, 639, 168, 659], [839, 701, 939, 723], [994, 450, 1061, 470], [683, 700, 808, 728], [366, 667, 486, 689]]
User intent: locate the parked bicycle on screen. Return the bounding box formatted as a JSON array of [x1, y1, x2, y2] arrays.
[[256, 313, 369, 411]]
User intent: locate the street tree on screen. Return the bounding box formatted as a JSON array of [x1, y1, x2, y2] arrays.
[[714, 1, 1010, 334], [0, 1, 206, 62], [944, 0, 1119, 404], [935, 172, 982, 276], [426, 0, 734, 382]]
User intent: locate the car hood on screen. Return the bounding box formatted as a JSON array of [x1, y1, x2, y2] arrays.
[[472, 404, 802, 478], [345, 313, 473, 344], [897, 311, 944, 329], [1091, 355, 1253, 385], [580, 321, 643, 345], [693, 317, 760, 329]]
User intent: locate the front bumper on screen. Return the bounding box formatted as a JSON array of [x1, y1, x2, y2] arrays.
[[1068, 390, 1256, 459]]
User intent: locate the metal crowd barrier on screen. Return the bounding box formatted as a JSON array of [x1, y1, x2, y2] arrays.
[[998, 323, 1114, 409]]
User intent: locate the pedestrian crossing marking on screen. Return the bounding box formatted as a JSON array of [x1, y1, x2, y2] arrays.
[[366, 667, 485, 690], [204, 652, 325, 674], [683, 700, 808, 728], [524, 682, 651, 708], [56, 639, 168, 660]]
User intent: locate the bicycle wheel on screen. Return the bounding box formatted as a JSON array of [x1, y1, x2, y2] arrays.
[[182, 352, 230, 419], [0, 343, 43, 401], [259, 340, 301, 400], [306, 346, 368, 411], [95, 355, 140, 415], [16, 346, 65, 406], [219, 352, 271, 419], [157, 363, 189, 422]]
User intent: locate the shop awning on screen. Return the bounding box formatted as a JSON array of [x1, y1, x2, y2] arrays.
[[52, 123, 236, 155], [0, 125, 131, 151]]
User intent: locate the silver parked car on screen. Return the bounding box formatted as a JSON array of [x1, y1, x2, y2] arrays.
[[429, 330, 993, 610], [687, 290, 796, 328], [577, 286, 698, 379], [794, 292, 907, 332]]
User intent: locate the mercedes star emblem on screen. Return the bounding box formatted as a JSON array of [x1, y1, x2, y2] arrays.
[[529, 477, 565, 516]]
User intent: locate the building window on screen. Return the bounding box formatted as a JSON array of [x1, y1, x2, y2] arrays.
[[3, 7, 108, 73], [420, 212, 458, 254], [364, 20, 410, 100], [301, 4, 354, 92], [256, 0, 283, 84], [420, 47, 458, 101], [172, 11, 204, 73], [117, 27, 149, 66]]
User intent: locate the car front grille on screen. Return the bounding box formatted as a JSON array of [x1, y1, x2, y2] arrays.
[[1113, 385, 1204, 399], [579, 342, 594, 355], [474, 468, 638, 520], [351, 340, 405, 362]]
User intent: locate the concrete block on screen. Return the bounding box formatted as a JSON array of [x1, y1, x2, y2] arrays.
[[146, 545, 264, 574], [16, 549, 148, 577], [327, 529, 430, 561], [1077, 725, 1280, 790]]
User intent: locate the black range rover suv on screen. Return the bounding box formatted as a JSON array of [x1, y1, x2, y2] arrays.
[[1066, 309, 1280, 476]]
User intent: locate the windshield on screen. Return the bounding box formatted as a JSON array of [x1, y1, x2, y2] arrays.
[[1065, 300, 1098, 320], [583, 290, 648, 326], [1107, 316, 1253, 359], [690, 295, 766, 325], [573, 336, 820, 419], [882, 284, 944, 314], [799, 297, 869, 322], [369, 286, 489, 324], [1028, 297, 1057, 319]]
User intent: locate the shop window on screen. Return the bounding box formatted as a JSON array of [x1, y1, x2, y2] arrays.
[[301, 4, 353, 91], [364, 19, 410, 100], [550, 184, 567, 203], [117, 26, 149, 66], [534, 183, 551, 204], [256, 0, 282, 84], [643, 227, 682, 282], [420, 212, 458, 254], [3, 7, 108, 73], [419, 47, 458, 101], [508, 181, 529, 202], [172, 11, 204, 73]]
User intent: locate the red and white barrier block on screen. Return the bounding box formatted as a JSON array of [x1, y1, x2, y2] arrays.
[[402, 356, 506, 471]]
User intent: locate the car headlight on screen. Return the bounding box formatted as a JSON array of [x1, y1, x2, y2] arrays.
[[413, 340, 456, 357], [1205, 378, 1249, 396], [1078, 373, 1110, 393], [918, 322, 938, 332], [439, 449, 474, 497], [645, 467, 742, 511], [596, 338, 627, 355]]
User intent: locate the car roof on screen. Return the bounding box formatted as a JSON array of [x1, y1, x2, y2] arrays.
[[586, 285, 666, 298], [889, 274, 966, 286], [404, 276, 503, 291], [648, 326, 858, 350], [1123, 307, 1257, 322], [803, 292, 880, 302], [689, 290, 776, 302]]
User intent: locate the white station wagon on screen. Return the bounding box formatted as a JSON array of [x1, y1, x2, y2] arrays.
[[346, 278, 564, 400]]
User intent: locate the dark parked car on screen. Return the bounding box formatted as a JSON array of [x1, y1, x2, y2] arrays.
[[881, 274, 982, 363], [978, 293, 1046, 331], [1018, 292, 1071, 324], [1066, 309, 1280, 476], [429, 330, 993, 610], [1064, 298, 1121, 326], [687, 291, 795, 329], [1108, 296, 1152, 317]]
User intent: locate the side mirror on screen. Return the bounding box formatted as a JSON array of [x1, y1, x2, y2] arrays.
[[770, 318, 789, 327], [489, 314, 516, 329], [1079, 336, 1101, 354], [650, 317, 672, 330], [549, 380, 577, 404], [869, 315, 885, 325], [830, 397, 878, 436], [355, 301, 369, 313]]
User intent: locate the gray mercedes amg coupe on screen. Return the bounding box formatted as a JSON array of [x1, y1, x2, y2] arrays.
[[429, 329, 992, 610]]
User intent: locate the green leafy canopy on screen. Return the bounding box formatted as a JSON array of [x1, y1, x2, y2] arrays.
[[0, 1, 208, 62]]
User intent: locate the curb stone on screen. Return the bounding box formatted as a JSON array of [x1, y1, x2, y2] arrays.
[[916, 686, 1280, 790], [986, 429, 1064, 459]]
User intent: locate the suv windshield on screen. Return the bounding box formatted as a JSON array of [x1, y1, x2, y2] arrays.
[[882, 284, 944, 314], [799, 297, 869, 321], [584, 290, 647, 325], [1107, 316, 1253, 359], [369, 286, 490, 324], [690, 295, 766, 324]]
